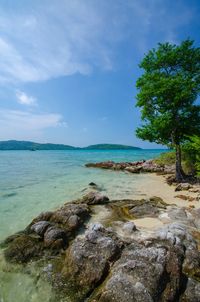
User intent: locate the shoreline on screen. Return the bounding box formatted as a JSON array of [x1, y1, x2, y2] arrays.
[[1, 158, 200, 302], [1, 186, 200, 301]]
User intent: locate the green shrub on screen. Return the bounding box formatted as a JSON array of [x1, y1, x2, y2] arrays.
[[183, 136, 200, 177], [154, 151, 175, 166]]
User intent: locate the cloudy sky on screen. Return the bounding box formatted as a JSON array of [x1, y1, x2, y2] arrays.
[[0, 0, 199, 147]]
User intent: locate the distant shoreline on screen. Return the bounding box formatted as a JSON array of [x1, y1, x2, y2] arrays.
[[0, 140, 143, 151]]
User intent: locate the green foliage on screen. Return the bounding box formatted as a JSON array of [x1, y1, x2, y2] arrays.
[[136, 39, 200, 146], [183, 136, 200, 176], [154, 151, 175, 166]]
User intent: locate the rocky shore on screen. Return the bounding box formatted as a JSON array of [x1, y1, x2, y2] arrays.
[[85, 159, 175, 174], [1, 188, 200, 302]]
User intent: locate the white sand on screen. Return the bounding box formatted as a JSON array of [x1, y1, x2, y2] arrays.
[[132, 173, 200, 208]]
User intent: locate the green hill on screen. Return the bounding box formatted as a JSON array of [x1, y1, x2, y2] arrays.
[[0, 140, 76, 150], [83, 144, 141, 150], [0, 141, 141, 150]]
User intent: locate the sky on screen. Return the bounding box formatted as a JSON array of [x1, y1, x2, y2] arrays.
[[0, 0, 200, 148]]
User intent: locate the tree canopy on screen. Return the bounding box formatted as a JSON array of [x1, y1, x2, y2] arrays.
[[135, 39, 200, 180]]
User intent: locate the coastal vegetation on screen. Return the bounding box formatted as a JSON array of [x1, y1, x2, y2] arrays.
[[154, 145, 200, 178], [135, 39, 200, 181]]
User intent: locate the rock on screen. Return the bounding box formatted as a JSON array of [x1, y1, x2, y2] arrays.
[[50, 203, 90, 228], [44, 226, 67, 248], [129, 203, 160, 217], [60, 224, 121, 301], [180, 278, 200, 301], [79, 192, 109, 205], [124, 166, 142, 173], [122, 221, 137, 234], [188, 196, 196, 202], [31, 211, 54, 222], [85, 159, 171, 174], [175, 194, 189, 200], [189, 188, 200, 193], [67, 214, 79, 229], [4, 235, 43, 263], [85, 161, 115, 169], [89, 182, 97, 186], [3, 203, 91, 264], [31, 221, 51, 237], [164, 164, 175, 174], [95, 239, 184, 302], [175, 183, 192, 191], [149, 196, 167, 208], [166, 175, 177, 185]]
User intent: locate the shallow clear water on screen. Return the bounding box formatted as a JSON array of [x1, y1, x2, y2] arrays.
[[0, 149, 166, 302], [0, 149, 165, 240]]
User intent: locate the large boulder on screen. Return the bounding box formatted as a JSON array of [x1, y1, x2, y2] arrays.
[[60, 223, 122, 301], [95, 239, 184, 302]]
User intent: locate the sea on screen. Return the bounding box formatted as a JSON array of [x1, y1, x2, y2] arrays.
[[0, 149, 165, 241], [0, 149, 166, 302]]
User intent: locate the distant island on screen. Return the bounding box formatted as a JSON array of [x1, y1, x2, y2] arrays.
[[0, 140, 142, 151], [83, 144, 141, 150]]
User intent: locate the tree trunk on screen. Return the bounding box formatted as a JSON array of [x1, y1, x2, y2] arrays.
[[175, 144, 185, 182]]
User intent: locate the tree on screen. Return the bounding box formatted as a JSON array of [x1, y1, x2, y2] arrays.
[[135, 39, 200, 181]]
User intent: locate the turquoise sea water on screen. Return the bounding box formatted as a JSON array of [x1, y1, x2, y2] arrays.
[[0, 149, 165, 240], [0, 149, 166, 302]]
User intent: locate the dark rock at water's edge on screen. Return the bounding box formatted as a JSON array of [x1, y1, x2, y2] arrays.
[[1, 191, 200, 302], [85, 159, 175, 175]]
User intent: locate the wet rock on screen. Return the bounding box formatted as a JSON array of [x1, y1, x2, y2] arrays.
[[129, 203, 160, 217], [77, 192, 109, 205], [32, 211, 54, 222], [44, 226, 67, 248], [67, 214, 79, 229], [89, 182, 97, 186], [4, 234, 43, 263], [50, 203, 90, 228], [60, 224, 122, 301], [85, 161, 115, 169], [31, 221, 51, 237], [124, 166, 142, 173], [85, 159, 173, 175], [4, 203, 91, 264]]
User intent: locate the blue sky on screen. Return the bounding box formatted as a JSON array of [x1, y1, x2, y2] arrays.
[[0, 0, 199, 148]]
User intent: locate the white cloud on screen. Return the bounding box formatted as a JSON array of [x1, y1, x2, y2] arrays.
[[16, 90, 37, 106], [0, 109, 66, 140], [0, 0, 195, 84]]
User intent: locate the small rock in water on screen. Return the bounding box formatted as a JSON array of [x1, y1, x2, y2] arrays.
[[89, 182, 97, 186]]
